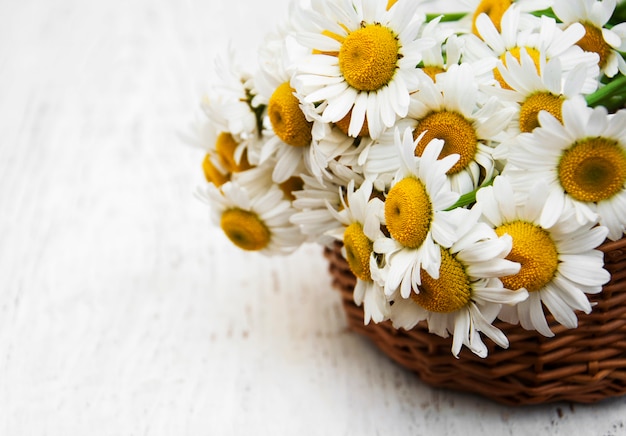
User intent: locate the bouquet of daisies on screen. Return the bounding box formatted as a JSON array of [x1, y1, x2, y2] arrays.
[[190, 0, 626, 358]]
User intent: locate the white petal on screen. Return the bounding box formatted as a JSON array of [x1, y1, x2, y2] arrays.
[[558, 254, 611, 286], [541, 284, 579, 329], [451, 310, 470, 357]]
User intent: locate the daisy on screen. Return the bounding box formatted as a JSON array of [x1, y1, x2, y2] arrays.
[[307, 114, 373, 181], [464, 4, 599, 90], [359, 118, 417, 192], [254, 29, 315, 184], [290, 161, 365, 246], [201, 52, 264, 167], [553, 0, 626, 77], [326, 180, 390, 324], [229, 158, 303, 202], [504, 95, 626, 241], [182, 108, 254, 188], [456, 0, 552, 35], [291, 0, 434, 139], [486, 47, 598, 144], [418, 16, 464, 81], [389, 204, 526, 357], [373, 127, 462, 298], [476, 175, 610, 336], [408, 63, 515, 194], [199, 181, 305, 255]]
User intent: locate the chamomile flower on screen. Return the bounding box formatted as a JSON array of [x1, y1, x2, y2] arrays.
[[418, 16, 464, 81], [255, 30, 315, 184], [230, 158, 303, 202], [326, 180, 390, 324], [307, 116, 373, 181], [291, 161, 364, 246], [476, 175, 610, 336], [553, 0, 626, 77], [202, 53, 260, 141], [408, 63, 515, 194], [459, 0, 552, 35], [373, 128, 462, 298], [291, 0, 434, 139], [359, 118, 417, 191], [199, 180, 305, 255], [201, 53, 264, 167], [505, 95, 626, 240], [183, 108, 254, 188], [487, 48, 598, 144], [464, 4, 599, 90], [389, 205, 526, 357]]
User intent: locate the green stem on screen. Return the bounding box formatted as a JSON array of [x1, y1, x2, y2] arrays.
[[530, 8, 558, 21], [585, 75, 626, 111], [445, 178, 494, 211], [425, 12, 467, 23]]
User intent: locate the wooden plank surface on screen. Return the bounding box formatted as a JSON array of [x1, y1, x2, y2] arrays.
[[0, 0, 625, 434]]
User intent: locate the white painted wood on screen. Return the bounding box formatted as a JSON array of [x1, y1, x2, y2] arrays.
[[0, 0, 624, 434]]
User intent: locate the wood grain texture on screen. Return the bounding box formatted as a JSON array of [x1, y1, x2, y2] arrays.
[[0, 0, 625, 434]]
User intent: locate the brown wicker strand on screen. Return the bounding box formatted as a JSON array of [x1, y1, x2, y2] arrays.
[[324, 237, 626, 406]]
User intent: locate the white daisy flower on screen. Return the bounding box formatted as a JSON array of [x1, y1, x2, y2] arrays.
[[389, 204, 526, 358], [553, 0, 626, 77], [201, 52, 265, 167], [408, 63, 515, 194], [254, 29, 315, 184], [326, 180, 390, 324], [229, 158, 305, 203], [485, 47, 598, 148], [290, 161, 365, 246], [476, 175, 610, 336], [307, 115, 373, 181], [360, 118, 417, 191], [202, 52, 260, 142], [464, 4, 599, 90], [182, 107, 256, 188], [418, 16, 464, 80], [458, 0, 553, 36], [199, 181, 306, 256], [181, 113, 228, 187], [291, 0, 434, 139], [373, 127, 463, 298], [505, 95, 626, 241]]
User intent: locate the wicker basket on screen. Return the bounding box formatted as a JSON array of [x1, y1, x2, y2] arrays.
[[324, 237, 626, 406]]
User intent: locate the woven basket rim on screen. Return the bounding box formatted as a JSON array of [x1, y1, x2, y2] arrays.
[[325, 236, 626, 405]]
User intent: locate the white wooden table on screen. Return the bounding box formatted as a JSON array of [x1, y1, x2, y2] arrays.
[[1, 0, 625, 434]]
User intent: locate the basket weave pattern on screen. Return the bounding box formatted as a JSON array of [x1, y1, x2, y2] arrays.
[[324, 237, 626, 405]]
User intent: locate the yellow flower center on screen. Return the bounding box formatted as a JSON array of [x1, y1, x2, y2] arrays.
[[215, 132, 251, 173], [472, 0, 512, 36], [220, 208, 271, 251], [279, 176, 304, 202], [385, 177, 432, 249], [577, 22, 612, 69], [202, 153, 229, 187], [494, 46, 542, 89], [495, 221, 558, 292], [339, 24, 399, 92], [519, 92, 564, 133], [421, 65, 445, 82], [344, 222, 374, 281], [334, 109, 370, 137], [558, 138, 626, 203], [411, 247, 472, 313], [268, 82, 313, 147], [413, 111, 478, 175]]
